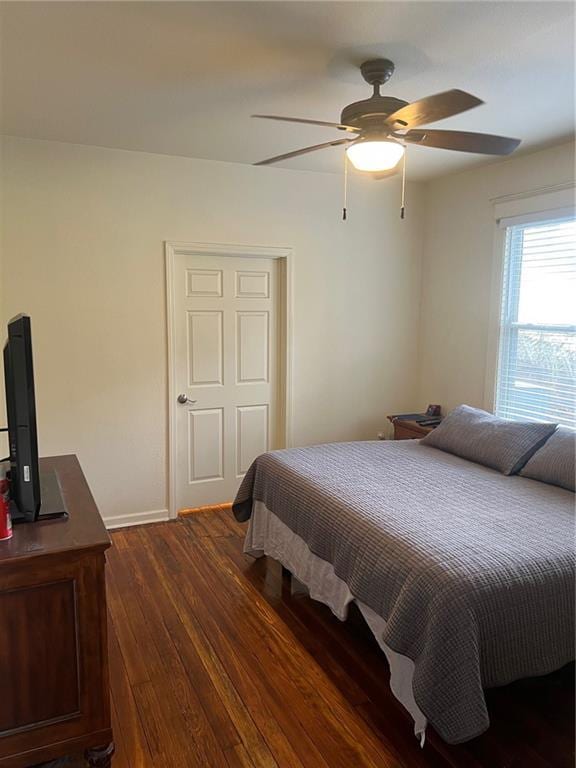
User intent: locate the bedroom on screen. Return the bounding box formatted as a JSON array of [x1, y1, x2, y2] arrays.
[[0, 1, 574, 767]]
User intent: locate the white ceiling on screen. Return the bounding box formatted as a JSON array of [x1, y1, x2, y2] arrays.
[[1, 1, 574, 180]]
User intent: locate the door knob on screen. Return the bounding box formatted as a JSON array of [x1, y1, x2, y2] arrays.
[[177, 394, 197, 405]]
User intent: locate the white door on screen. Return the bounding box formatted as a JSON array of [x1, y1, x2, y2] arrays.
[[172, 252, 280, 512]]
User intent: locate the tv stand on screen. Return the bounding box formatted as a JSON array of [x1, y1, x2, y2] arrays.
[[10, 468, 68, 523], [0, 455, 114, 767]]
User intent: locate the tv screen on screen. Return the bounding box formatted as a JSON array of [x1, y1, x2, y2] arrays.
[[3, 314, 41, 521]]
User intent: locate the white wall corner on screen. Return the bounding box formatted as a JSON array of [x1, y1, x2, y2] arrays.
[[104, 508, 169, 530], [413, 180, 429, 408]]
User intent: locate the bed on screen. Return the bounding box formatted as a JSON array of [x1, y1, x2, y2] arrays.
[[232, 438, 575, 745]]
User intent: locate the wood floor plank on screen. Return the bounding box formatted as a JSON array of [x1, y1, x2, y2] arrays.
[[109, 696, 129, 768], [219, 534, 372, 707], [107, 544, 165, 682], [108, 618, 153, 767], [196, 534, 403, 768], [124, 529, 242, 753], [130, 678, 204, 768], [101, 515, 574, 768], [148, 530, 310, 767], [224, 743, 257, 768], [151, 526, 326, 767], [108, 531, 231, 768], [217, 535, 436, 768], [106, 560, 152, 686], [215, 506, 246, 537], [136, 527, 284, 768], [163, 525, 400, 768], [181, 509, 236, 538], [221, 540, 446, 768]]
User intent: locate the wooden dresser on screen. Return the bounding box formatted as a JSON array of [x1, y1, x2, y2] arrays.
[[0, 455, 113, 768]]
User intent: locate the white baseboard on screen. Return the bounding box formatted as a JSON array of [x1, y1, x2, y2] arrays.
[[104, 508, 170, 530]]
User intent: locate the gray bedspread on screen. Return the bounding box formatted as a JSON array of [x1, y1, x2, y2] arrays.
[[233, 440, 575, 744]]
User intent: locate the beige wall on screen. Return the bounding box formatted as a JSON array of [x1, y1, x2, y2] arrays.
[[1, 136, 424, 525], [417, 141, 575, 415]]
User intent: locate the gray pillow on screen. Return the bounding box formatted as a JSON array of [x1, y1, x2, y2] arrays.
[[519, 427, 575, 492], [420, 404, 557, 475]]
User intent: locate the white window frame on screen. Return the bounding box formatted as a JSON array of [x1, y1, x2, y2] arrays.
[[484, 184, 576, 414]]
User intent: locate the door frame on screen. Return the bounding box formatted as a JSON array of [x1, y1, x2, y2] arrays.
[[165, 241, 294, 519]]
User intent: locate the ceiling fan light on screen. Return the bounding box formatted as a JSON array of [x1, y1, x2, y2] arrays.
[[346, 139, 404, 172]]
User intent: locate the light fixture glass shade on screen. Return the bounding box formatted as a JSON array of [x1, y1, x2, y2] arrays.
[[346, 139, 404, 172]]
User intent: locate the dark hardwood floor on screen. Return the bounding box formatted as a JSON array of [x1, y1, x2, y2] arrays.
[[63, 508, 574, 767]]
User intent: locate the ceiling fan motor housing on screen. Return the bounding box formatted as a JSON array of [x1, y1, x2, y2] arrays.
[[341, 59, 407, 131], [340, 96, 408, 131]]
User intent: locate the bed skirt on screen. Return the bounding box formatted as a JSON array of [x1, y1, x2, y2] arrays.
[[244, 499, 427, 743]]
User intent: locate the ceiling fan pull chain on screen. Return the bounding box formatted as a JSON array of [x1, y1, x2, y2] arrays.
[[400, 148, 407, 220], [343, 152, 349, 221]]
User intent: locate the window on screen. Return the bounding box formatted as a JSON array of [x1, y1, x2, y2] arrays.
[[495, 215, 576, 429]]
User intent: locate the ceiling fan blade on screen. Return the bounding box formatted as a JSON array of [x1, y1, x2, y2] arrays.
[[252, 114, 359, 133], [402, 129, 521, 155], [385, 90, 483, 129], [254, 138, 353, 166]]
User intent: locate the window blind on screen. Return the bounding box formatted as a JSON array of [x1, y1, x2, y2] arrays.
[[495, 215, 576, 429]]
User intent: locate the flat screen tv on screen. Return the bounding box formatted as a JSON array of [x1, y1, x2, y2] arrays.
[[3, 314, 41, 522]]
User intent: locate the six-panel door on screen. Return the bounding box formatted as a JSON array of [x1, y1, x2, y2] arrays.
[[173, 254, 280, 511]]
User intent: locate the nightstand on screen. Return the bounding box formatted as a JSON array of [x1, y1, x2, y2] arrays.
[[387, 416, 436, 440]]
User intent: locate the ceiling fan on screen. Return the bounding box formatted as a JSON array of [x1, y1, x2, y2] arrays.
[[253, 58, 521, 177]]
